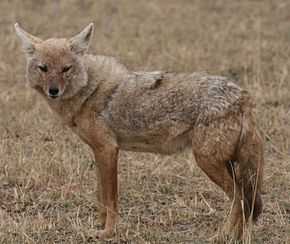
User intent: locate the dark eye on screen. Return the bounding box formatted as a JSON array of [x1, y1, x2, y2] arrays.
[[62, 65, 72, 73], [38, 64, 48, 72]]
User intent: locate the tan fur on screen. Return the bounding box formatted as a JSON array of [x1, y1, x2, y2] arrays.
[[15, 23, 264, 241]]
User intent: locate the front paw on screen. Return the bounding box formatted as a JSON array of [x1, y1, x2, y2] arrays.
[[96, 228, 115, 239]]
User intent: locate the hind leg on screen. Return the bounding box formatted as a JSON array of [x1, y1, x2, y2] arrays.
[[192, 120, 245, 241], [236, 126, 264, 223], [193, 153, 244, 241]]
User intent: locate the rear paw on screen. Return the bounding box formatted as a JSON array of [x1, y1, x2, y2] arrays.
[[207, 233, 220, 243]]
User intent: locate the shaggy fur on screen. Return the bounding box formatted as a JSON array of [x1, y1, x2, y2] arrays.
[[15, 23, 264, 241]]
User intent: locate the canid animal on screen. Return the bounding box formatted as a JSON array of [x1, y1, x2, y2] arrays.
[[15, 23, 264, 241]]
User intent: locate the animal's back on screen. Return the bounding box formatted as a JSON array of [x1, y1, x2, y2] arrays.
[[102, 71, 246, 153]]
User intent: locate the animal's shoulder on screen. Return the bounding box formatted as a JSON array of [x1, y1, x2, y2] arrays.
[[128, 71, 165, 89]]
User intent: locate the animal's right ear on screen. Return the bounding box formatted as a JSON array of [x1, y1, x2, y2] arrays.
[[14, 23, 42, 56]]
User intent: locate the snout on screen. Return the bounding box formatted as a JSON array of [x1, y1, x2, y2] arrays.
[[46, 80, 65, 99], [48, 87, 60, 98]]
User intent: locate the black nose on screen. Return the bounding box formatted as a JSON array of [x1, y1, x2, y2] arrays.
[[48, 87, 59, 97]]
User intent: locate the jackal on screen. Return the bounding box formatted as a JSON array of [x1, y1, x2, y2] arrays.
[[15, 23, 264, 241]]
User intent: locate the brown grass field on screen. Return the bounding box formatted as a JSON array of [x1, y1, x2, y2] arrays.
[[0, 0, 290, 243]]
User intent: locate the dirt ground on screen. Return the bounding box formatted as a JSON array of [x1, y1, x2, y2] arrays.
[[0, 0, 289, 243]]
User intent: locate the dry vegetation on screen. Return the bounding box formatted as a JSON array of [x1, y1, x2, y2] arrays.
[[0, 0, 290, 243]]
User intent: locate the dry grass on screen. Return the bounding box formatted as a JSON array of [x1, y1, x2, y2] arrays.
[[0, 0, 290, 243]]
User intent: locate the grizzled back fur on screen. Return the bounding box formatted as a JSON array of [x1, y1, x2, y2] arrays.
[[105, 72, 244, 135]]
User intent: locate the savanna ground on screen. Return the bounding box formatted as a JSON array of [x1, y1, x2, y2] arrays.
[[0, 0, 289, 243]]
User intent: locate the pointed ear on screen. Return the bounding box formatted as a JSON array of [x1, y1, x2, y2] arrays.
[[69, 23, 94, 55], [14, 23, 42, 56]]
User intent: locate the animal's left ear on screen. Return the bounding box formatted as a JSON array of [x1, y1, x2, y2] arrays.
[[69, 23, 94, 55]]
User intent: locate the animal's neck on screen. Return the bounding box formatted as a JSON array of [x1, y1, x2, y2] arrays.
[[37, 79, 98, 127], [84, 54, 129, 83]]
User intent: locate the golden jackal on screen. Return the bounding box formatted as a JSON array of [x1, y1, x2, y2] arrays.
[[15, 23, 264, 241]]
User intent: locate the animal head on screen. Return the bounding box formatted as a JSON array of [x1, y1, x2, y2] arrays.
[[15, 23, 94, 99]]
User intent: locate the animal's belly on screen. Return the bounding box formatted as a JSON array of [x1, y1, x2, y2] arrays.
[[117, 132, 191, 155]]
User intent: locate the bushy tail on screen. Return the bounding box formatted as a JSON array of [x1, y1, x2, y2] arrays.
[[236, 93, 264, 222]]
